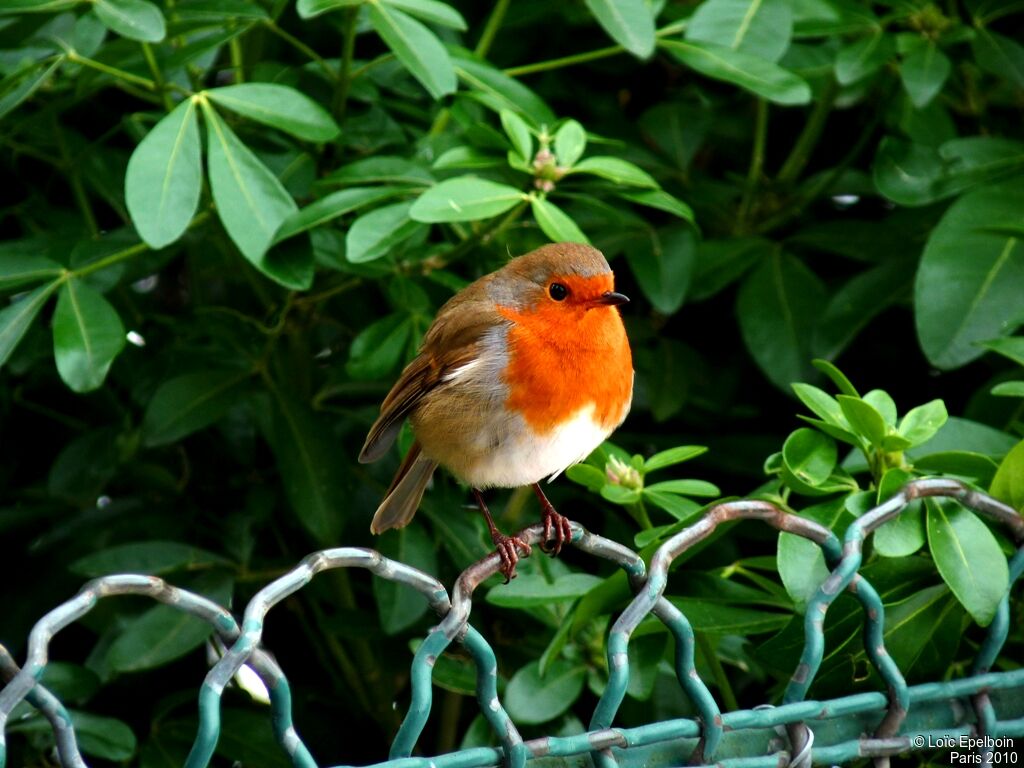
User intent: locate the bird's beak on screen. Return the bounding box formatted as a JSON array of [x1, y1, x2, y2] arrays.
[[595, 291, 630, 307]]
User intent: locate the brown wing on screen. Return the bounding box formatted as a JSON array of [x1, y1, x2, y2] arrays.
[[358, 286, 501, 464]]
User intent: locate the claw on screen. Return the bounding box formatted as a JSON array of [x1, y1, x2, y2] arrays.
[[494, 533, 531, 583], [533, 483, 572, 556]]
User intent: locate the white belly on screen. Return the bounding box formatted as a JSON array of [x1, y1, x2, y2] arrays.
[[461, 404, 612, 488]]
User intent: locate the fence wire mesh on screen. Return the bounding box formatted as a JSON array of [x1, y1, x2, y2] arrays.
[[1, 478, 1022, 768]]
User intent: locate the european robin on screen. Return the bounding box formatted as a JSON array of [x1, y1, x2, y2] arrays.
[[359, 242, 633, 581]]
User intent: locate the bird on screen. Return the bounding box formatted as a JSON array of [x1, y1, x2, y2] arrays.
[[359, 242, 633, 582]]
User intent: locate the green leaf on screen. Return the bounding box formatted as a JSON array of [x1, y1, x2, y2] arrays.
[[68, 712, 136, 761], [873, 136, 1024, 207], [863, 389, 897, 426], [70, 540, 230, 577], [778, 497, 845, 612], [38, 663, 99, 705], [645, 479, 719, 497], [346, 201, 424, 263], [274, 186, 403, 243], [433, 146, 503, 170], [380, 0, 466, 30], [346, 313, 411, 380], [0, 0, 79, 14], [142, 370, 250, 446], [626, 225, 695, 315], [792, 383, 847, 426], [900, 44, 951, 108], [915, 179, 1024, 369], [451, 55, 555, 125], [643, 445, 707, 473], [487, 573, 602, 608], [837, 395, 886, 448], [206, 84, 340, 142], [811, 358, 859, 397], [500, 109, 532, 161], [737, 252, 825, 390], [643, 490, 702, 522], [926, 498, 1008, 627], [668, 598, 790, 634], [907, 416, 1018, 461], [52, 279, 125, 393], [202, 103, 300, 285], [782, 428, 837, 488], [263, 391, 345, 543], [982, 337, 1024, 366], [531, 197, 589, 244], [295, 0, 363, 19], [373, 524, 438, 633], [93, 0, 166, 42], [583, 0, 655, 58], [566, 463, 606, 492], [660, 39, 811, 105], [873, 468, 925, 557], [972, 28, 1024, 89], [411, 177, 525, 222], [0, 56, 64, 122], [321, 156, 434, 187], [686, 0, 794, 63], [108, 589, 230, 671], [504, 660, 585, 725], [992, 381, 1024, 397], [0, 282, 57, 370], [368, 2, 456, 99], [616, 188, 695, 223], [913, 451, 999, 484], [835, 32, 894, 85], [813, 257, 917, 360], [990, 439, 1024, 511], [600, 483, 642, 505], [126, 98, 202, 249], [897, 399, 947, 446], [570, 156, 657, 188], [554, 120, 586, 167]]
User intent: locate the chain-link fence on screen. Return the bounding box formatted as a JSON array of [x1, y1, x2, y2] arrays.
[[2, 478, 1022, 767]]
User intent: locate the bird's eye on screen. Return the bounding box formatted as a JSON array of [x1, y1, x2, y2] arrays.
[[549, 282, 568, 301]]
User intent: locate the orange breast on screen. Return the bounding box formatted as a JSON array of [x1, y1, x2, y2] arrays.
[[498, 277, 632, 434]]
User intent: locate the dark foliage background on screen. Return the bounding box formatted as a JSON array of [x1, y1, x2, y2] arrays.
[[1, 0, 1023, 764]]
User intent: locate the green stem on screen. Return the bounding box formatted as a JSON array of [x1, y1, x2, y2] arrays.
[[504, 44, 625, 77], [295, 277, 361, 307], [695, 632, 739, 712], [504, 19, 688, 77], [141, 42, 173, 111], [72, 211, 211, 278], [332, 7, 360, 120], [230, 33, 245, 83], [67, 52, 158, 90], [348, 53, 394, 81], [263, 20, 336, 81], [737, 98, 768, 230], [776, 79, 837, 184], [475, 0, 511, 58]]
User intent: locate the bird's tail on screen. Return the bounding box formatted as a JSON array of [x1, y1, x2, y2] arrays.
[[370, 442, 438, 534]]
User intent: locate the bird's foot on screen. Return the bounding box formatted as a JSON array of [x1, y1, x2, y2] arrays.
[[491, 531, 532, 583], [540, 506, 573, 555]]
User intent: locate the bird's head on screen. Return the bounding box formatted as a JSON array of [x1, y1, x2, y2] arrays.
[[490, 242, 629, 315]]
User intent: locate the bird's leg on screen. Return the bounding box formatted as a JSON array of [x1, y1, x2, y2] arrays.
[[473, 489, 531, 583], [532, 483, 573, 555]]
